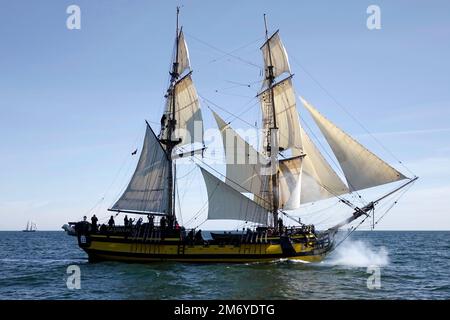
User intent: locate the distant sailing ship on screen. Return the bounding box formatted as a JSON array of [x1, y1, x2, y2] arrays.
[[23, 221, 37, 232], [71, 9, 417, 263]]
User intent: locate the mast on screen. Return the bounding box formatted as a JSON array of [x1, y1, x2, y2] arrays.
[[263, 14, 279, 227], [165, 7, 181, 218]]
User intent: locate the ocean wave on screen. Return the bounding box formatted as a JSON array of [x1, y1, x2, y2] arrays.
[[325, 239, 389, 268]]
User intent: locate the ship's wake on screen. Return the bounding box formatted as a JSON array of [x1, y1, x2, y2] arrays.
[[325, 239, 389, 268]]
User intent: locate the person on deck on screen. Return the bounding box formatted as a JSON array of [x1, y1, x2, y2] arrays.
[[187, 229, 194, 244], [91, 214, 98, 232], [124, 215, 129, 227], [148, 215, 154, 229], [160, 216, 166, 230], [77, 216, 89, 233], [277, 217, 283, 235], [167, 215, 174, 230], [195, 229, 203, 244], [108, 216, 115, 229]]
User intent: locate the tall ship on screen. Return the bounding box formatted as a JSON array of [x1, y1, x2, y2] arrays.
[[72, 9, 417, 263], [23, 221, 37, 232]]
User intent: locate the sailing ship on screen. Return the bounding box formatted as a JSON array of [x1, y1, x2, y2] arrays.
[[23, 221, 37, 232], [72, 9, 417, 263]]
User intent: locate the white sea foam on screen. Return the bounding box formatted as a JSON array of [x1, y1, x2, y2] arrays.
[[325, 239, 389, 268]]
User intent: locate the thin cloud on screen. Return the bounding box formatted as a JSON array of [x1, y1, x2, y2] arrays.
[[356, 127, 450, 139]]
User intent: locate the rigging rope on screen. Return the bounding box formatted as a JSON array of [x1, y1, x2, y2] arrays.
[[330, 179, 415, 252], [374, 182, 413, 226], [185, 32, 263, 70]]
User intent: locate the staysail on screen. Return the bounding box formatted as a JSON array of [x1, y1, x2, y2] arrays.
[[212, 111, 268, 195], [111, 124, 171, 214], [200, 167, 268, 225], [301, 97, 407, 191], [295, 127, 349, 203], [278, 156, 303, 210]]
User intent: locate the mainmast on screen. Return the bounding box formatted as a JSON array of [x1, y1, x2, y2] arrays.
[[263, 14, 280, 227], [164, 7, 182, 218]]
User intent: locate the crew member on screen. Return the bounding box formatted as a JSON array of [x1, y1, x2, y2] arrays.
[[108, 215, 115, 229], [195, 229, 203, 244], [277, 217, 283, 235], [91, 214, 98, 232]]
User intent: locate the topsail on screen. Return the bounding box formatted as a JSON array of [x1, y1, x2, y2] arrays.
[[259, 78, 302, 151], [261, 31, 291, 81], [169, 74, 203, 146], [176, 29, 190, 75]]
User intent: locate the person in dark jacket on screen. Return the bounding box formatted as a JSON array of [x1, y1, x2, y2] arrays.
[[108, 216, 115, 228], [195, 229, 203, 244], [91, 214, 98, 232]]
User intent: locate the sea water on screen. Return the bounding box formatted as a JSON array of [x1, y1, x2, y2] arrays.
[[0, 231, 448, 299]]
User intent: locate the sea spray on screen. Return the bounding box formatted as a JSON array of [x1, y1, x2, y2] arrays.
[[326, 238, 389, 268]]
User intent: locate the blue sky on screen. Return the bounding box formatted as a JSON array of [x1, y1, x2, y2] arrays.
[[1, 0, 449, 230]]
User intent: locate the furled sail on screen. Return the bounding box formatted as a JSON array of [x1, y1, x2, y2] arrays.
[[261, 31, 291, 80], [200, 167, 268, 225], [278, 156, 303, 210], [212, 111, 267, 195], [259, 78, 302, 151], [176, 29, 190, 75], [295, 127, 349, 203], [111, 124, 170, 214], [165, 74, 204, 146], [301, 97, 407, 191]]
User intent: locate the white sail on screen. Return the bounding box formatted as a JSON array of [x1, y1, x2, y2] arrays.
[[111, 124, 170, 214], [259, 78, 302, 151], [177, 29, 190, 75], [295, 127, 349, 203], [301, 97, 407, 191], [278, 156, 303, 210], [261, 31, 291, 80], [167, 74, 203, 146], [212, 111, 267, 195], [200, 167, 268, 225]]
